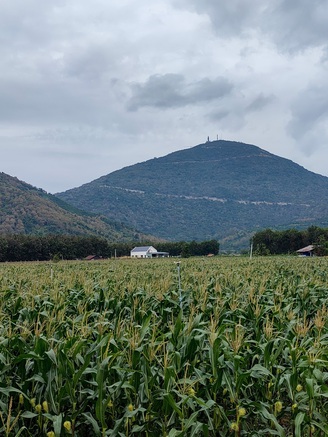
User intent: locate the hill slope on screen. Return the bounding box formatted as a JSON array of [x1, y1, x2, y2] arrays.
[[0, 172, 146, 241], [56, 140, 328, 249]]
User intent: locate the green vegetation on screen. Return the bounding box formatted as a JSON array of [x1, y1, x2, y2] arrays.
[[253, 226, 328, 256], [56, 140, 328, 250], [0, 235, 219, 262], [0, 172, 145, 241], [0, 235, 109, 262], [1, 256, 328, 435]]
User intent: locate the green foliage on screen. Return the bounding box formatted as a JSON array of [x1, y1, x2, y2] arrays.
[[0, 235, 110, 262], [0, 236, 219, 262], [253, 226, 328, 255], [0, 172, 146, 242], [0, 257, 328, 435]]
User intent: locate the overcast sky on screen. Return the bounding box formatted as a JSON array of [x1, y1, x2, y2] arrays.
[[1, 0, 328, 193]]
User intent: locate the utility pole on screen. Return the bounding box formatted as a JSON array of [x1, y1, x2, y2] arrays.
[[175, 261, 182, 309], [250, 239, 253, 259]]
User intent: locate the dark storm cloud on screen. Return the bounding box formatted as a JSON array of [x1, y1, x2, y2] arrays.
[[127, 74, 233, 110]]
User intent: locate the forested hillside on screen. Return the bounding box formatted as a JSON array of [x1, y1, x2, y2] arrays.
[[56, 140, 328, 250], [0, 172, 147, 241]]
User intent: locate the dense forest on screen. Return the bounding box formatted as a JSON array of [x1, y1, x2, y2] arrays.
[[0, 235, 219, 262], [252, 226, 328, 255]]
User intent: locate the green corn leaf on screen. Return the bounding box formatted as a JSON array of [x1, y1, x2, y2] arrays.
[[294, 412, 305, 437], [45, 349, 57, 366], [250, 364, 272, 378], [254, 403, 286, 437], [311, 420, 328, 433], [163, 393, 183, 418], [305, 378, 314, 398], [167, 429, 183, 437], [81, 412, 101, 436], [14, 427, 29, 437], [52, 413, 63, 437], [21, 411, 38, 418]]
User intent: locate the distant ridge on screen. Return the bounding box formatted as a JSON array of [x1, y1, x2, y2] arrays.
[[0, 172, 148, 241], [55, 140, 328, 249]]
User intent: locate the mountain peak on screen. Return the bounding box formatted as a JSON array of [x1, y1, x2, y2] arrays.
[[56, 140, 328, 249]]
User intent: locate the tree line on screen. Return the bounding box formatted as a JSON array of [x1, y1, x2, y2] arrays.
[[252, 226, 328, 256], [0, 234, 219, 262]]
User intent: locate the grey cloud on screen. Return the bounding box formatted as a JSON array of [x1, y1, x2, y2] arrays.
[[127, 74, 233, 110], [64, 44, 115, 82], [267, 0, 328, 52], [0, 0, 70, 52], [206, 92, 275, 127], [128, 74, 185, 110], [207, 109, 230, 121], [172, 0, 263, 36], [173, 0, 328, 52], [207, 109, 246, 131], [0, 68, 128, 130], [1, 0, 328, 192], [186, 77, 234, 102], [287, 85, 328, 140], [246, 94, 275, 112], [32, 126, 114, 145], [0, 78, 100, 125], [295, 131, 326, 157]]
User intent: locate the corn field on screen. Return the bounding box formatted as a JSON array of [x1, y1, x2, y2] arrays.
[[0, 256, 328, 436]]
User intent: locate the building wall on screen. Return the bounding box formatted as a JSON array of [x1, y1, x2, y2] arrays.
[[130, 246, 157, 258]]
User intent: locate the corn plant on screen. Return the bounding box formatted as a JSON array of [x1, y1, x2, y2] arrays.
[[0, 256, 328, 435]]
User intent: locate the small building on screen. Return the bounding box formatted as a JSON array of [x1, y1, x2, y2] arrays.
[[85, 255, 102, 261], [296, 245, 315, 257], [130, 246, 169, 258]]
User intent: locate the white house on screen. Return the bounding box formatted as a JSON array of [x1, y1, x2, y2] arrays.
[[130, 246, 169, 258], [130, 246, 158, 258]]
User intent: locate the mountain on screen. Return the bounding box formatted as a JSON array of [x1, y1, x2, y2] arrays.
[[0, 172, 147, 241], [56, 140, 328, 250]]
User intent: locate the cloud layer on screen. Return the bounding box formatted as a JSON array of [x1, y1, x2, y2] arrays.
[[1, 0, 328, 192]]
